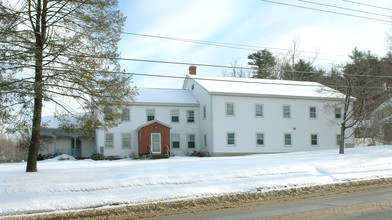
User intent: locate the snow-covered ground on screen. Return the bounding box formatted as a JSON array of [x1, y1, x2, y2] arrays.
[[1, 146, 392, 217]]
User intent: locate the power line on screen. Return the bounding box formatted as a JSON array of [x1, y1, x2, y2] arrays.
[[35, 65, 389, 90], [0, 47, 339, 74], [260, 0, 392, 23], [123, 32, 348, 60], [298, 0, 392, 19], [8, 64, 392, 90], [0, 37, 348, 64], [2, 50, 392, 80], [342, 0, 392, 11]]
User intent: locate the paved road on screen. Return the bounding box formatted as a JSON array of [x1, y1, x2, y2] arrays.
[[148, 187, 392, 220]]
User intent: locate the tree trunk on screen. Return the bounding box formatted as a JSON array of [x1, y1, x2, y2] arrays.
[[26, 93, 42, 172], [339, 123, 345, 154], [26, 0, 46, 172], [26, 48, 43, 172]]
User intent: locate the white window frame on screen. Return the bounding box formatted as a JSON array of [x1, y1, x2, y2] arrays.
[[187, 110, 195, 123], [256, 133, 264, 146], [335, 108, 342, 119], [311, 134, 318, 146], [122, 133, 131, 149], [227, 132, 235, 146], [147, 109, 155, 121], [283, 105, 291, 119], [255, 104, 264, 117], [309, 106, 317, 119], [105, 133, 114, 148], [226, 103, 235, 117], [284, 133, 292, 147], [187, 134, 195, 148], [171, 133, 180, 149], [151, 133, 161, 153], [171, 109, 179, 123], [122, 108, 130, 122]]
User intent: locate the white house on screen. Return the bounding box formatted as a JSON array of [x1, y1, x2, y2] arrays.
[[41, 66, 354, 158], [93, 66, 354, 158]]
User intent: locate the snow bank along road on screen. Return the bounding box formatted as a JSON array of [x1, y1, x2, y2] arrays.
[[0, 146, 392, 218], [149, 179, 392, 220]]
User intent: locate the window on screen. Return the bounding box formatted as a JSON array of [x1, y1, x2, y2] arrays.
[[335, 108, 342, 119], [336, 134, 342, 146], [104, 108, 114, 121], [283, 105, 291, 118], [188, 134, 195, 148], [122, 133, 131, 148], [203, 106, 206, 119], [147, 109, 155, 121], [284, 133, 292, 146], [309, 107, 316, 119], [187, 110, 194, 123], [191, 84, 194, 90], [122, 108, 130, 122], [171, 133, 180, 148], [105, 133, 114, 148], [255, 104, 263, 117], [227, 133, 235, 145], [204, 134, 207, 147], [226, 103, 234, 116], [171, 109, 179, 122], [311, 134, 318, 146], [256, 133, 264, 146]]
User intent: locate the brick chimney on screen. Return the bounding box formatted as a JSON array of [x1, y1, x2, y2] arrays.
[[189, 65, 196, 75]]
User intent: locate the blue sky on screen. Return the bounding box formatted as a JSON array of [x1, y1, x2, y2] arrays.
[[116, 0, 392, 89]]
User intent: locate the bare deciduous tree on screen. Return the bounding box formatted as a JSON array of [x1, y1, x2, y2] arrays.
[[222, 59, 251, 78]]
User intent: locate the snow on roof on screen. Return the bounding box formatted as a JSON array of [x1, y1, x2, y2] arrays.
[[136, 119, 172, 131], [41, 113, 84, 129], [134, 88, 199, 106], [187, 75, 345, 100], [41, 115, 60, 128], [375, 98, 392, 112]]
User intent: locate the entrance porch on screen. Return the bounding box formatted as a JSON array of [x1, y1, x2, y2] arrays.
[[137, 120, 172, 158]]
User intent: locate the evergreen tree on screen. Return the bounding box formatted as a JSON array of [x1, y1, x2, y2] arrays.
[[281, 59, 322, 81], [330, 48, 387, 154], [248, 49, 277, 79]]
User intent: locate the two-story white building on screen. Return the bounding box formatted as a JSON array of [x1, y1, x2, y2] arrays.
[[92, 66, 354, 158]]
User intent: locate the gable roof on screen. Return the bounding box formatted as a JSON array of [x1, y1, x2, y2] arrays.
[[136, 119, 172, 131], [185, 75, 345, 100], [134, 88, 199, 106]]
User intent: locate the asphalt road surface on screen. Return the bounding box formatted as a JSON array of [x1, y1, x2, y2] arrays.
[[149, 187, 392, 220]]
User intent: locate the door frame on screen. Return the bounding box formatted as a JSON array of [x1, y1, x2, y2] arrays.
[[151, 133, 161, 153]]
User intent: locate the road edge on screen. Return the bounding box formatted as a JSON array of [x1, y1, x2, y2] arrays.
[[4, 177, 392, 220]]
